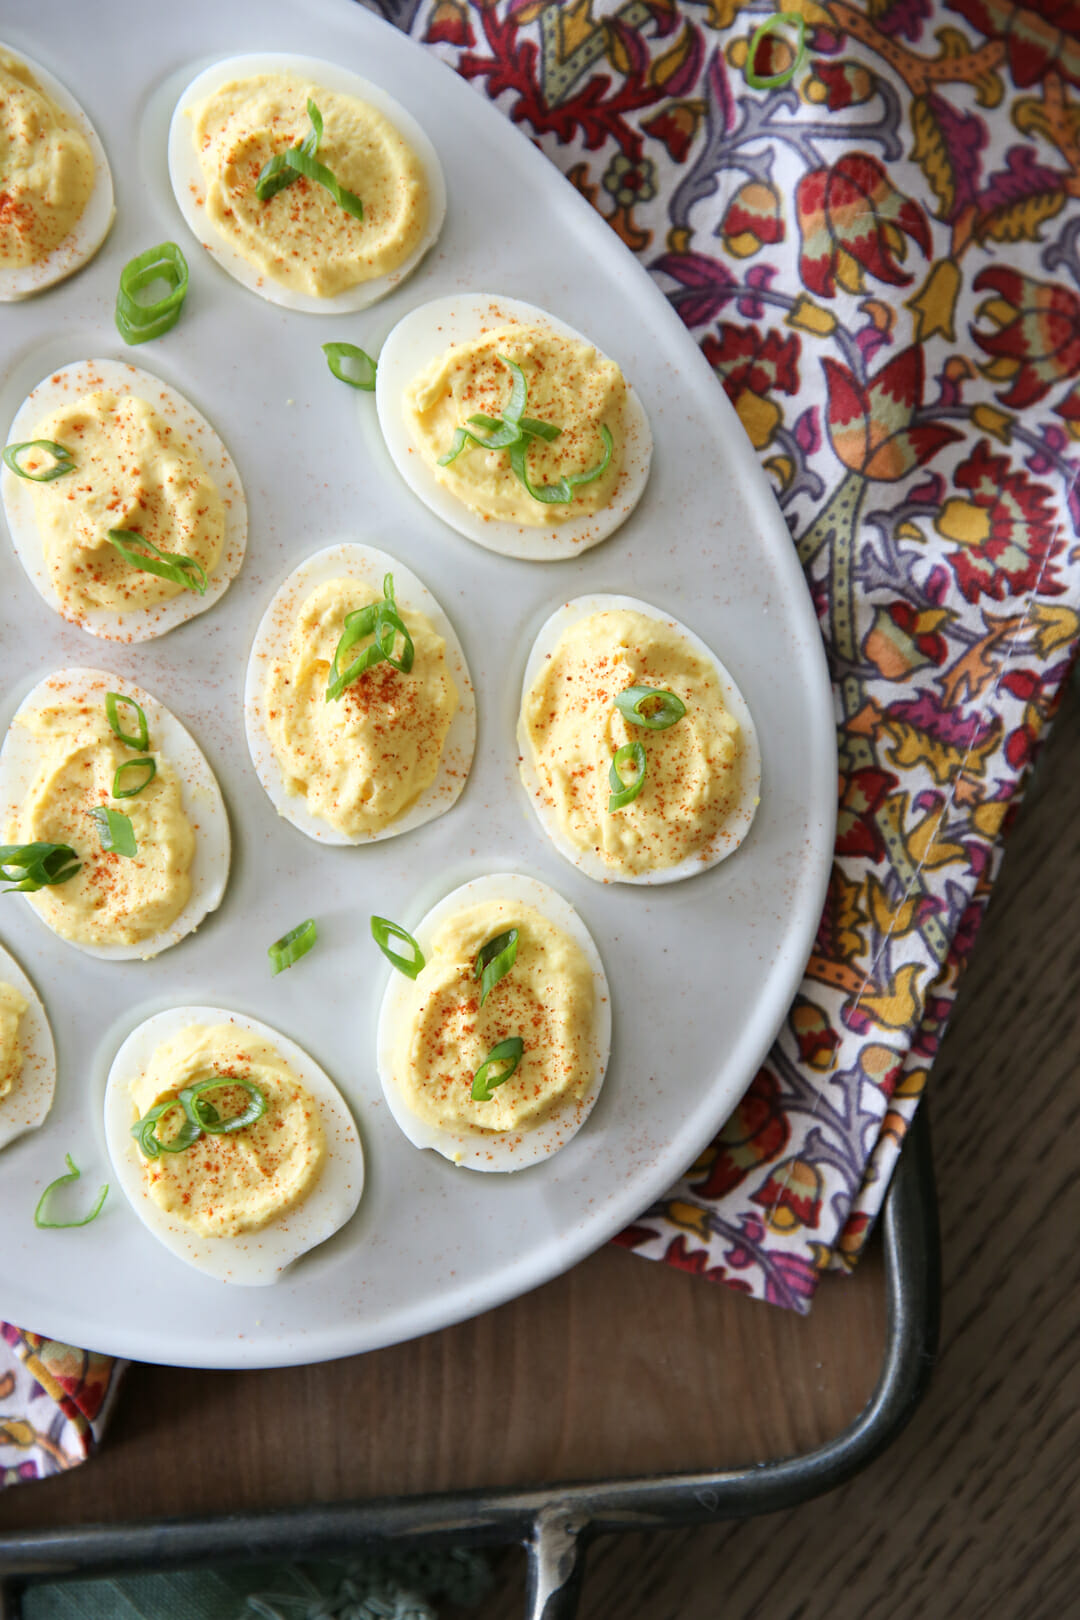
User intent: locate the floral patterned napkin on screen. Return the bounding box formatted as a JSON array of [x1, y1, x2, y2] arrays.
[[6, 0, 1080, 1483]]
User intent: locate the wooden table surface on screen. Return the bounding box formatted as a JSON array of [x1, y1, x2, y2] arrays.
[[4, 685, 1079, 1618]]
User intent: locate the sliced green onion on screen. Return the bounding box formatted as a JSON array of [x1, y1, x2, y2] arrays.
[[269, 918, 317, 975], [471, 1036, 525, 1102], [608, 740, 647, 812], [131, 1098, 201, 1159], [475, 928, 519, 1007], [33, 1154, 108, 1229], [745, 11, 807, 89], [614, 686, 688, 731], [0, 843, 80, 892], [508, 423, 613, 505], [107, 528, 207, 595], [322, 342, 377, 390], [326, 579, 411, 701], [255, 101, 363, 221], [259, 98, 324, 200], [374, 604, 414, 673], [90, 806, 137, 858], [106, 692, 149, 751], [115, 241, 189, 345], [112, 758, 156, 799], [177, 1077, 267, 1136], [371, 915, 425, 978], [3, 439, 75, 482]]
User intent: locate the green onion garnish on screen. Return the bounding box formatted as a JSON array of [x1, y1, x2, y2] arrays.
[[131, 1098, 202, 1159], [471, 1036, 525, 1102], [3, 440, 75, 482], [115, 241, 189, 345], [90, 806, 137, 858], [258, 99, 323, 201], [107, 528, 207, 596], [0, 843, 80, 892], [105, 692, 149, 751], [475, 928, 518, 1007], [745, 11, 807, 89], [323, 342, 377, 390], [326, 576, 413, 701], [177, 1077, 267, 1136], [614, 686, 687, 731], [269, 918, 317, 975], [112, 758, 156, 799], [371, 915, 425, 978], [255, 100, 363, 219], [608, 740, 647, 812], [33, 1154, 108, 1229], [438, 354, 613, 506]]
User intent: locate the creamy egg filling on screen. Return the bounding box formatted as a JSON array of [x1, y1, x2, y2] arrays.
[[8, 697, 195, 947], [0, 51, 94, 268], [405, 322, 625, 527], [190, 71, 429, 297], [0, 982, 28, 1101], [520, 609, 742, 876], [130, 1023, 325, 1239], [262, 576, 458, 837], [392, 899, 595, 1136], [26, 388, 224, 621]]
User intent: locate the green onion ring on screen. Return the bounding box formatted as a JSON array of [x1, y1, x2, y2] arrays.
[[475, 928, 519, 1007], [471, 1036, 525, 1102], [90, 806, 137, 858], [130, 1098, 201, 1159], [326, 580, 411, 700], [268, 918, 317, 975], [3, 439, 75, 481], [33, 1154, 108, 1229], [112, 758, 156, 799], [115, 242, 189, 345], [322, 342, 378, 390], [614, 686, 688, 731], [745, 12, 807, 89], [0, 843, 80, 893], [608, 740, 647, 812], [107, 528, 208, 596], [177, 1077, 267, 1136], [371, 915, 425, 979], [106, 692, 149, 751], [256, 147, 363, 220]]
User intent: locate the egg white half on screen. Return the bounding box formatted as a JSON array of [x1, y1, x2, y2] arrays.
[[244, 542, 476, 846], [375, 294, 653, 560], [167, 52, 447, 315], [104, 1005, 364, 1286], [0, 667, 230, 960], [517, 595, 762, 886], [376, 872, 611, 1172], [1, 358, 247, 642], [0, 44, 115, 301], [0, 941, 55, 1152]]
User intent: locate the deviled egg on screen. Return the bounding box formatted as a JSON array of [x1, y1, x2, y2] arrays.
[[104, 1006, 363, 1285], [244, 542, 475, 845], [0, 668, 230, 959], [0, 45, 114, 301], [376, 873, 611, 1171], [0, 941, 55, 1152], [376, 293, 653, 560], [168, 53, 446, 315], [1, 358, 246, 641], [517, 595, 761, 884]]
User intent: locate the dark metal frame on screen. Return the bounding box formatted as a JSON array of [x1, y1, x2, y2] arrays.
[[0, 1106, 940, 1620]]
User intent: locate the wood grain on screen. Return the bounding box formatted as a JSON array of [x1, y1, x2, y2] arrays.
[[6, 692, 1079, 1618]]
